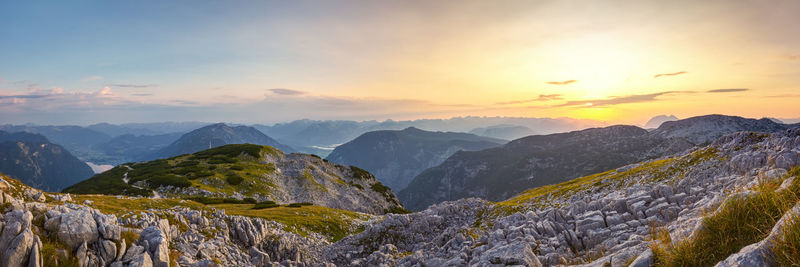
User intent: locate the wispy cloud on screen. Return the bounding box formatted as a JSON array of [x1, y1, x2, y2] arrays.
[[654, 71, 687, 78], [107, 83, 157, 88], [555, 91, 678, 107], [81, 76, 103, 82], [546, 80, 577, 85], [496, 94, 563, 105], [131, 93, 153, 96], [267, 88, 306, 95], [782, 54, 800, 60], [0, 94, 50, 99], [707, 88, 748, 93]]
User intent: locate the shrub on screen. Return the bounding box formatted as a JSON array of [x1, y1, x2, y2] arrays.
[[350, 166, 372, 179], [229, 164, 245, 171], [287, 202, 313, 208], [148, 174, 192, 188], [226, 174, 244, 185], [384, 206, 410, 214], [252, 202, 279, 209]]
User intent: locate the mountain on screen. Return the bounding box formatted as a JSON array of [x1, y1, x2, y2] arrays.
[[0, 124, 111, 162], [92, 132, 184, 163], [0, 131, 94, 191], [399, 125, 694, 211], [651, 114, 789, 145], [5, 128, 798, 267], [64, 144, 404, 214], [153, 123, 293, 159], [256, 116, 604, 157], [644, 114, 679, 129], [328, 128, 800, 266], [469, 124, 537, 140], [325, 127, 505, 191]]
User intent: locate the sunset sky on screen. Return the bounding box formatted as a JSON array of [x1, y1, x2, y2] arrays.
[[1, 1, 799, 125]]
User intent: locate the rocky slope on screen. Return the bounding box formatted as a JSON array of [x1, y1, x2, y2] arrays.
[[399, 125, 694, 211], [64, 144, 405, 215], [324, 128, 800, 266], [400, 114, 797, 211], [651, 114, 791, 145], [154, 123, 293, 159], [326, 127, 505, 191], [0, 131, 94, 191], [2, 128, 798, 267]]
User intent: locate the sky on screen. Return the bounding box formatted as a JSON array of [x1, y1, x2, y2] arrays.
[[1, 0, 799, 125]]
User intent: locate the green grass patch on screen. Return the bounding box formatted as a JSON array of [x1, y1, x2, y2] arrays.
[[652, 166, 800, 266]]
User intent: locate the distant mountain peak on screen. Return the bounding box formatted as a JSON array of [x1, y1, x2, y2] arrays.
[[644, 114, 679, 129]]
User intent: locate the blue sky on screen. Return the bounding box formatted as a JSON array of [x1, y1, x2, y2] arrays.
[[1, 1, 799, 125]]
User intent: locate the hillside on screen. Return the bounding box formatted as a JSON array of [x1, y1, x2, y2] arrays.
[[326, 127, 505, 191], [399, 125, 693, 211], [0, 131, 94, 191], [153, 123, 294, 159], [64, 144, 404, 215], [325, 128, 800, 266], [652, 114, 790, 144]]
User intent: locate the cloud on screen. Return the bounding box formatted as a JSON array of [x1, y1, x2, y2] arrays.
[[96, 86, 114, 97], [555, 91, 678, 107], [707, 88, 748, 93], [131, 93, 153, 96], [782, 54, 800, 60], [170, 100, 198, 105], [107, 84, 157, 88], [546, 80, 577, 85], [81, 76, 103, 82], [496, 94, 563, 105], [267, 88, 306, 95], [0, 94, 49, 99], [654, 71, 687, 78]]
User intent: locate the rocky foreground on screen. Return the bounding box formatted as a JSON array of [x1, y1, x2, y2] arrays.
[[0, 128, 799, 266]]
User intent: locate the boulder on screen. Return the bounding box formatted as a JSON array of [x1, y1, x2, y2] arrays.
[[57, 209, 99, 249], [481, 241, 542, 266], [138, 226, 170, 267]]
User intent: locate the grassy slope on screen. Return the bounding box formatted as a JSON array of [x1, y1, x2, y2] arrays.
[[63, 144, 286, 196]]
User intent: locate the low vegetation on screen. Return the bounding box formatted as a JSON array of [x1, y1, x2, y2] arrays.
[[652, 166, 800, 266]]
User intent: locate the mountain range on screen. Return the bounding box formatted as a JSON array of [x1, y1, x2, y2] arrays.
[[1, 122, 797, 266], [326, 127, 505, 191], [399, 114, 800, 210]]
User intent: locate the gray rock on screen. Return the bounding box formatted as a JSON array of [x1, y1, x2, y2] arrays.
[[138, 226, 170, 267], [629, 248, 653, 267], [128, 252, 154, 267], [1, 228, 34, 267], [99, 239, 117, 263], [481, 241, 541, 266], [28, 235, 41, 267], [57, 209, 99, 249]]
